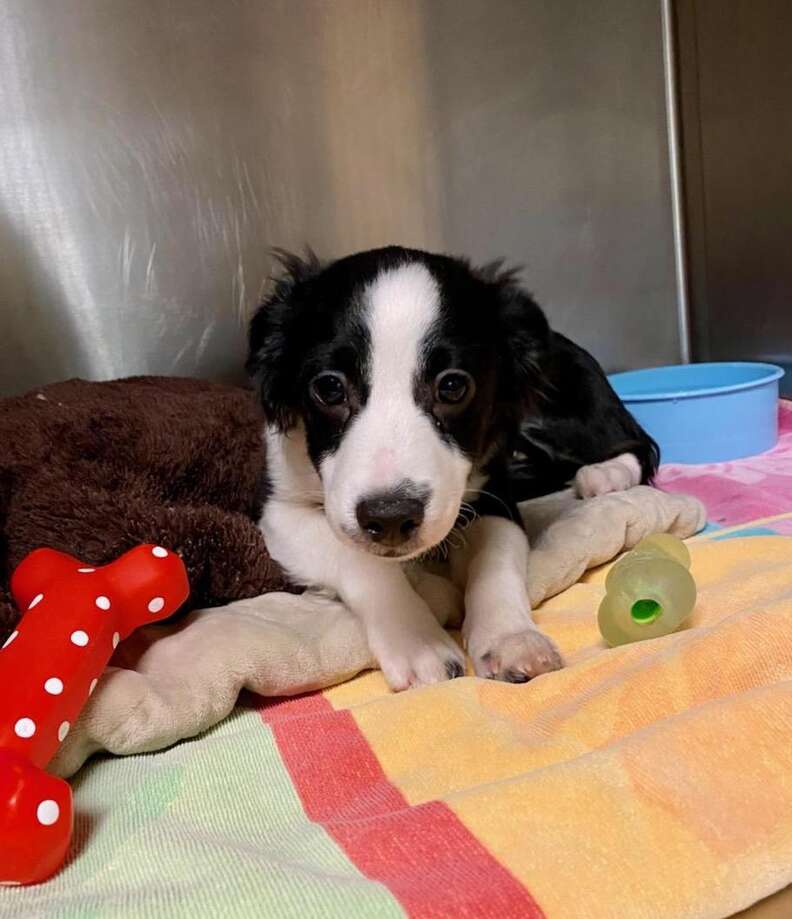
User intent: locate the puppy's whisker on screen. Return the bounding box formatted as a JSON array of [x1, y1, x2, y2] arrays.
[[463, 488, 515, 520], [430, 522, 469, 558], [419, 539, 450, 563], [456, 503, 479, 529]]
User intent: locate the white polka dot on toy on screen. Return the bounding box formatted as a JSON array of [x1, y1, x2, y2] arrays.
[[44, 677, 64, 695], [148, 597, 165, 614], [58, 721, 70, 742], [89, 678, 98, 695], [112, 632, 120, 649], [28, 593, 44, 609], [36, 800, 60, 826], [152, 546, 168, 558], [95, 595, 111, 610], [14, 718, 36, 739], [71, 630, 89, 647], [77, 567, 95, 574], [2, 631, 18, 650]]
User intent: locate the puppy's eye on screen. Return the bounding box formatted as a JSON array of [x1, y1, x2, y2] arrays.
[[310, 372, 348, 407], [435, 370, 474, 405]]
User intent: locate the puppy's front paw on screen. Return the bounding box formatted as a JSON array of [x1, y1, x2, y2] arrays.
[[472, 629, 562, 683], [574, 453, 641, 498], [371, 624, 466, 692]]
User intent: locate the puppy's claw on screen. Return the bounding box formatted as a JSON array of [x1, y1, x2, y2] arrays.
[[445, 660, 465, 680], [374, 628, 465, 691], [502, 669, 531, 684], [474, 629, 563, 682]]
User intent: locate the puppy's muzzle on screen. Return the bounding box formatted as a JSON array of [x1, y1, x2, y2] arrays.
[[355, 490, 426, 548]]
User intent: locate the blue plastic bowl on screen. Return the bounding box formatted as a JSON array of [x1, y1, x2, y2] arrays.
[[609, 362, 784, 464]]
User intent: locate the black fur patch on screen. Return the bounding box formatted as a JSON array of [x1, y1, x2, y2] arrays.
[[247, 249, 374, 466], [510, 332, 660, 501]]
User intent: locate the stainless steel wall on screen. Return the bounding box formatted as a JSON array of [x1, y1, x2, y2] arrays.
[[0, 0, 679, 397], [676, 0, 792, 391]]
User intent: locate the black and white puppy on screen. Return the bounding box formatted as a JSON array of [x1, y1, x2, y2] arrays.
[[247, 246, 658, 690]]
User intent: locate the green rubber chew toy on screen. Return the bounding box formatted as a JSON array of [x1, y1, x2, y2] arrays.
[[598, 533, 697, 646]]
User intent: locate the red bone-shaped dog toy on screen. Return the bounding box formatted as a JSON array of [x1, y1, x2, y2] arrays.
[[0, 544, 189, 886]]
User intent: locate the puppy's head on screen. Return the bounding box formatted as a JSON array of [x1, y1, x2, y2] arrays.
[[247, 246, 548, 559]]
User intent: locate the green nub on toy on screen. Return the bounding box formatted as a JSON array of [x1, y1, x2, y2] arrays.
[[598, 533, 696, 647]]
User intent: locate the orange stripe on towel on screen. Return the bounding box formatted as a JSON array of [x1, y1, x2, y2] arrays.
[[257, 692, 545, 919]]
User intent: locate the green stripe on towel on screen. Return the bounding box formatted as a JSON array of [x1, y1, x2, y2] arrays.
[[1, 708, 404, 919]]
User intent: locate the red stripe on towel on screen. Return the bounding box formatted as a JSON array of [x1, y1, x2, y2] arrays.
[[256, 692, 544, 919]]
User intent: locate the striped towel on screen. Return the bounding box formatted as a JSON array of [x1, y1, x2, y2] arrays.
[[2, 521, 791, 918]]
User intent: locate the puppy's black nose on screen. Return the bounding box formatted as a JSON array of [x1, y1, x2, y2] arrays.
[[355, 492, 426, 547]]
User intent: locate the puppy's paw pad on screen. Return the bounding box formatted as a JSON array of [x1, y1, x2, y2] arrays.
[[476, 630, 562, 682]]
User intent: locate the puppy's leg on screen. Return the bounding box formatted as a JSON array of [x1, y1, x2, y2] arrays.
[[408, 568, 464, 629], [511, 332, 659, 503], [574, 451, 642, 498], [262, 499, 464, 690], [451, 516, 562, 682]]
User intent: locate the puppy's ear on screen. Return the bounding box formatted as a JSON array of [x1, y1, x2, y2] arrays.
[[478, 261, 551, 412], [246, 249, 322, 431]]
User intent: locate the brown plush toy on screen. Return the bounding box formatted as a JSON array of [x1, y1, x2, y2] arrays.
[[0, 376, 292, 641]]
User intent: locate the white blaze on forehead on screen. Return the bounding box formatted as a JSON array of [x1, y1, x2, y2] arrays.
[[317, 259, 472, 551], [365, 261, 439, 400]]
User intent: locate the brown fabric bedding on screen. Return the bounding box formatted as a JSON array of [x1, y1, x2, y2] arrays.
[[0, 376, 290, 639]]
